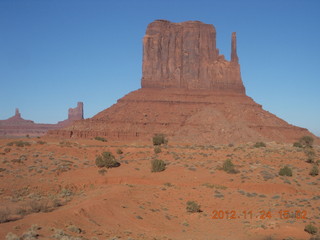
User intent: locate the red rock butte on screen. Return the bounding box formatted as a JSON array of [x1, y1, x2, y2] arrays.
[[49, 20, 318, 144]]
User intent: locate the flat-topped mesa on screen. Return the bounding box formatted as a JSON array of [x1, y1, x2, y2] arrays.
[[141, 20, 245, 94]]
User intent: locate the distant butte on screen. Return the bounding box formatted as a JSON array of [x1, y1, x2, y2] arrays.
[[48, 20, 318, 144], [0, 102, 84, 137]]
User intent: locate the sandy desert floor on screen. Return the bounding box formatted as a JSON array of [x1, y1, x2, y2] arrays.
[[0, 137, 319, 240]]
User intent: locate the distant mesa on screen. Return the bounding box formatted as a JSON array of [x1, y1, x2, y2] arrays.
[[0, 102, 83, 137], [48, 20, 317, 144]]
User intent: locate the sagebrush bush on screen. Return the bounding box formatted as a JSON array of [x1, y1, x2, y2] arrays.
[[0, 208, 10, 223], [5, 232, 19, 240], [254, 142, 266, 148], [29, 199, 50, 213], [279, 166, 293, 177], [95, 152, 120, 168], [94, 136, 107, 142], [7, 141, 31, 147], [116, 149, 123, 154], [151, 159, 166, 172], [299, 136, 314, 148], [305, 149, 316, 163], [154, 146, 162, 154], [186, 201, 201, 213], [222, 159, 237, 174], [152, 134, 167, 146], [305, 224, 318, 235], [309, 165, 319, 176]]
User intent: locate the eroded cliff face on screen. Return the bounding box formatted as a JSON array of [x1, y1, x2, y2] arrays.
[[141, 20, 245, 93]]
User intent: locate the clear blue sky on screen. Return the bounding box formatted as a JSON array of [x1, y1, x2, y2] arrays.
[[0, 0, 319, 136]]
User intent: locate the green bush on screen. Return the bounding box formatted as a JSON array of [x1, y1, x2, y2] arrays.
[[222, 159, 237, 174], [186, 201, 201, 213], [299, 136, 314, 148], [154, 146, 162, 154], [309, 165, 319, 177], [95, 152, 120, 168], [94, 136, 107, 142], [254, 142, 266, 148], [305, 224, 318, 235], [279, 166, 293, 177], [152, 134, 167, 146], [151, 159, 166, 172]]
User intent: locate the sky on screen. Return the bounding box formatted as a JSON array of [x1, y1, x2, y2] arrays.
[[0, 0, 319, 136]]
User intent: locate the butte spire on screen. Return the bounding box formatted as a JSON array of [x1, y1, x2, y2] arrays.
[[231, 32, 239, 63]]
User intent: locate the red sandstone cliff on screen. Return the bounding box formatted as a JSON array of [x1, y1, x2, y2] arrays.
[[48, 20, 318, 144]]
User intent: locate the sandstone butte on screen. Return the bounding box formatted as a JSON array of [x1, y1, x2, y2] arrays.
[[49, 20, 318, 144], [0, 102, 83, 137]]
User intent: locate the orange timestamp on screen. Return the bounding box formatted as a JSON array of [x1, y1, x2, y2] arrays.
[[211, 210, 307, 220]]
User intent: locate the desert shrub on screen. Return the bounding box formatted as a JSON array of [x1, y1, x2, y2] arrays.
[[186, 201, 201, 213], [94, 136, 107, 142], [37, 140, 46, 145], [0, 208, 10, 223], [95, 152, 120, 168], [152, 134, 167, 146], [7, 141, 31, 147], [5, 232, 19, 240], [98, 168, 107, 175], [254, 142, 266, 148], [29, 199, 50, 213], [222, 159, 238, 174], [116, 149, 123, 154], [305, 224, 318, 235], [305, 149, 316, 163], [154, 146, 162, 154], [310, 165, 319, 176], [263, 237, 276, 240], [67, 224, 82, 233], [4, 148, 11, 153], [293, 142, 303, 148], [299, 136, 314, 148], [21, 228, 39, 239], [151, 159, 166, 172], [309, 236, 320, 240], [279, 166, 293, 177]]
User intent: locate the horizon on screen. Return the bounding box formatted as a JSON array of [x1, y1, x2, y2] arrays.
[[1, 0, 319, 137]]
